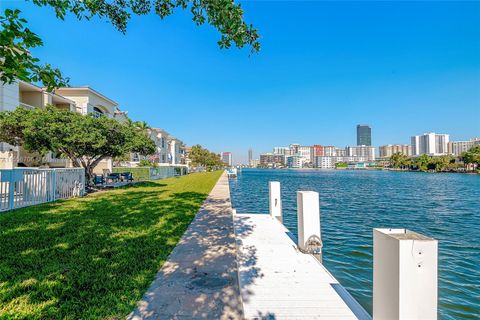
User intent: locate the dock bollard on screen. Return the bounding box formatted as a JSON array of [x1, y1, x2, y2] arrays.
[[269, 181, 282, 223], [373, 228, 438, 320], [297, 191, 323, 263]]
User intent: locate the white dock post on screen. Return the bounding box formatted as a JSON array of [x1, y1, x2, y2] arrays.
[[269, 181, 282, 223], [297, 191, 322, 262], [373, 228, 438, 320]]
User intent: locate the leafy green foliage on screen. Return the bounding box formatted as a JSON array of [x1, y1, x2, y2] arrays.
[[138, 159, 158, 167], [390, 152, 411, 169], [113, 167, 150, 180], [189, 144, 224, 170], [0, 8, 69, 91], [0, 171, 222, 319], [0, 106, 156, 183], [462, 145, 480, 166], [389, 153, 463, 172], [335, 162, 348, 168], [1, 1, 260, 90]]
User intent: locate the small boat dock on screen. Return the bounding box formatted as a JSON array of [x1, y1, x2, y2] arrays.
[[234, 213, 371, 319]]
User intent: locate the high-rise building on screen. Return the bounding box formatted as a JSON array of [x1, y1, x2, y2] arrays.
[[298, 146, 313, 163], [314, 156, 369, 168], [335, 148, 347, 157], [221, 152, 233, 166], [248, 148, 253, 165], [346, 145, 376, 161], [260, 153, 285, 166], [323, 146, 337, 156], [312, 145, 324, 157], [249, 159, 260, 168], [357, 124, 372, 146], [286, 155, 306, 168], [273, 147, 290, 156], [289, 144, 300, 155], [411, 133, 449, 156], [379, 144, 412, 158], [447, 138, 480, 156]]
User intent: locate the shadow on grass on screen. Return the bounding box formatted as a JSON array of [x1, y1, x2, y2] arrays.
[[128, 178, 255, 319], [0, 172, 220, 319]]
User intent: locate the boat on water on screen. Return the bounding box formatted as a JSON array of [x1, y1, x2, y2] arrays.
[[226, 167, 238, 178]]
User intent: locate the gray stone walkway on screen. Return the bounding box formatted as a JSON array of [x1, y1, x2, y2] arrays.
[[128, 172, 243, 320]]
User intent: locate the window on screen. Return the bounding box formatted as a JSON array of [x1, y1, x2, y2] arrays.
[[92, 106, 104, 118]]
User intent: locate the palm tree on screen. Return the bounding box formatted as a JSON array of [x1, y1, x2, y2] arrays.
[[134, 121, 150, 130]]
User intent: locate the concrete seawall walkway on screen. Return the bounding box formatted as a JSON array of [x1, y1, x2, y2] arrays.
[[128, 172, 243, 319]]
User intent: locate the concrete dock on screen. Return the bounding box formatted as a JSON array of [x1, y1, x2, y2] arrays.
[[234, 213, 371, 319]]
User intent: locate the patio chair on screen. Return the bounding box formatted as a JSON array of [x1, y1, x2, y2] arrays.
[[106, 172, 121, 183], [120, 172, 134, 182], [93, 174, 105, 186]]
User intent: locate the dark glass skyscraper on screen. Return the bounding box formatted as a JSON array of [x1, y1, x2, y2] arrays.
[[357, 124, 372, 146]]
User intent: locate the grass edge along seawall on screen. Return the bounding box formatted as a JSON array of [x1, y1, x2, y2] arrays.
[[0, 171, 223, 319]]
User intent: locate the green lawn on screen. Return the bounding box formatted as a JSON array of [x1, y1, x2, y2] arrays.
[[0, 171, 222, 319]]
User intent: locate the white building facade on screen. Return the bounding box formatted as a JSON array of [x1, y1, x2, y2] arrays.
[[346, 145, 376, 161], [411, 133, 449, 156], [221, 152, 233, 166], [379, 144, 412, 158], [314, 156, 369, 168], [447, 138, 480, 156]]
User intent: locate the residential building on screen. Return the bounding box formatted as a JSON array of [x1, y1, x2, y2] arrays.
[[250, 159, 260, 168], [127, 128, 186, 166], [260, 153, 285, 167], [314, 156, 369, 168], [335, 148, 347, 157], [0, 81, 110, 169], [273, 147, 291, 156], [346, 145, 376, 161], [298, 146, 313, 164], [286, 154, 305, 168], [248, 148, 253, 165], [379, 144, 412, 158], [289, 144, 300, 156], [221, 152, 233, 166], [312, 145, 324, 157], [54, 86, 118, 118], [168, 136, 185, 165], [323, 146, 337, 156], [411, 132, 449, 156], [447, 138, 480, 156], [357, 124, 372, 146]]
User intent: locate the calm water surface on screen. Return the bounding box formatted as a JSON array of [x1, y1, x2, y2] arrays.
[[229, 169, 480, 319]]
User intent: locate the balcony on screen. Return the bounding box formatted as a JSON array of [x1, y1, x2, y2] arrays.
[[19, 102, 35, 109]]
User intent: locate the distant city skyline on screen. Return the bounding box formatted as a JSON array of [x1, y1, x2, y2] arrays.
[[246, 129, 480, 164], [8, 1, 480, 165]]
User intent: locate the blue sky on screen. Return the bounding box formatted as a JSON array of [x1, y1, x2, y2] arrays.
[[5, 0, 480, 164]]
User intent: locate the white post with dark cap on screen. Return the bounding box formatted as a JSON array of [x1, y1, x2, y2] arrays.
[[269, 181, 282, 223], [373, 228, 438, 320], [297, 191, 322, 262]]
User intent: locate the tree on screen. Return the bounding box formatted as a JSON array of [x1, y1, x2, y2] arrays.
[[432, 155, 453, 172], [189, 144, 224, 170], [1, 1, 260, 90], [134, 121, 151, 130], [0, 106, 156, 185], [462, 145, 480, 171], [413, 154, 430, 172]]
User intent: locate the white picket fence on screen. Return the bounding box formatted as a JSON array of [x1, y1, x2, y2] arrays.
[[0, 168, 85, 212]]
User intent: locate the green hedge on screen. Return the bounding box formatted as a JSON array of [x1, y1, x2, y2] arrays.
[[112, 167, 150, 180]]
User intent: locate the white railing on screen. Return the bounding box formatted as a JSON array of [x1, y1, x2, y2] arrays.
[[0, 168, 85, 212], [149, 167, 176, 180], [19, 102, 35, 109]]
